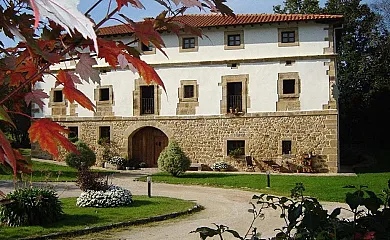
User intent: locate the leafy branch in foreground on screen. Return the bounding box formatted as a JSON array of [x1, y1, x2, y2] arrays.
[[192, 181, 390, 240]]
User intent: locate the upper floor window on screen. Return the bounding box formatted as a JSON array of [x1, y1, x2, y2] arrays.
[[278, 72, 300, 98], [278, 28, 299, 47], [179, 36, 198, 52], [283, 79, 296, 94], [224, 30, 244, 50], [53, 90, 63, 102], [99, 88, 110, 101], [139, 42, 156, 55], [184, 85, 194, 98], [94, 85, 113, 104], [141, 86, 155, 115]]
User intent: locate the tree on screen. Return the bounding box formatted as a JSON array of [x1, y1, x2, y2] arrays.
[[273, 0, 320, 14], [0, 0, 234, 177]]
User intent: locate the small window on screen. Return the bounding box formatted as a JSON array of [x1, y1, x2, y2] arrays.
[[184, 85, 194, 98], [183, 37, 195, 49], [99, 88, 110, 101], [285, 60, 292, 66], [53, 90, 63, 102], [68, 126, 78, 139], [227, 140, 245, 156], [281, 31, 295, 43], [282, 140, 292, 154], [227, 34, 241, 46], [141, 43, 153, 52], [99, 126, 110, 142], [283, 79, 296, 94]]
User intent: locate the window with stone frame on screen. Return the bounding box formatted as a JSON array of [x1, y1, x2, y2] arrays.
[[224, 30, 244, 50], [141, 86, 155, 115], [282, 140, 292, 154], [53, 90, 63, 102], [99, 126, 110, 143], [94, 85, 113, 103], [220, 74, 249, 114], [177, 80, 199, 115], [278, 72, 300, 99], [227, 140, 245, 156], [139, 42, 156, 55], [133, 78, 161, 116], [68, 126, 78, 139], [179, 35, 198, 52], [278, 28, 299, 47]]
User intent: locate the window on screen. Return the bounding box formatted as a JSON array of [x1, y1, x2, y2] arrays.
[[282, 140, 292, 154], [227, 34, 241, 46], [281, 31, 295, 43], [283, 79, 296, 94], [183, 37, 195, 49], [184, 85, 194, 98], [141, 86, 155, 114], [224, 31, 244, 50], [99, 126, 110, 142], [179, 36, 198, 52], [99, 88, 110, 101], [227, 140, 245, 156], [68, 126, 78, 139], [53, 90, 63, 102], [227, 82, 242, 113], [278, 28, 299, 47], [139, 42, 156, 54]]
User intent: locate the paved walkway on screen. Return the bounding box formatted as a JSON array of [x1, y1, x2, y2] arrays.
[[1, 159, 354, 239]]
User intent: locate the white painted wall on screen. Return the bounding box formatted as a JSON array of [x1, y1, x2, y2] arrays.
[[34, 21, 333, 118]]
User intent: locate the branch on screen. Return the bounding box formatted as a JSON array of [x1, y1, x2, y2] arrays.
[[6, 110, 34, 120], [85, 0, 104, 15]]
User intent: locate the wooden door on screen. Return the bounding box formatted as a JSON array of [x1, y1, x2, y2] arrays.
[[132, 127, 168, 167]]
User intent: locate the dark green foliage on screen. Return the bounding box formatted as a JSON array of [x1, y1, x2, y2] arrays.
[[273, 0, 321, 14], [158, 141, 190, 177], [65, 141, 96, 170], [76, 168, 109, 191], [0, 187, 63, 227]]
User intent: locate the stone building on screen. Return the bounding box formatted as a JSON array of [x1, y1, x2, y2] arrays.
[[33, 14, 342, 172]]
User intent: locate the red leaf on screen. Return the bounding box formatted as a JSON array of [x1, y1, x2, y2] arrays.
[[24, 89, 49, 110], [9, 72, 26, 87], [75, 53, 101, 84], [125, 54, 166, 91], [28, 119, 79, 158], [57, 70, 96, 111], [0, 130, 17, 176], [116, 0, 144, 10], [97, 39, 122, 68]]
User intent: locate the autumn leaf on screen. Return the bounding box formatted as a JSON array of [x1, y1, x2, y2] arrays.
[[75, 53, 101, 84], [125, 54, 166, 91], [116, 0, 144, 10], [29, 0, 98, 54], [118, 54, 128, 69], [24, 89, 49, 110], [0, 105, 16, 128], [0, 129, 17, 176], [97, 39, 122, 68], [68, 71, 83, 84], [57, 70, 96, 111], [173, 0, 203, 9], [29, 119, 78, 158]]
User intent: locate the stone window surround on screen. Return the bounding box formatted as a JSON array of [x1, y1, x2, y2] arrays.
[[94, 85, 114, 104], [48, 88, 66, 107], [279, 139, 296, 155], [178, 80, 199, 102], [220, 74, 249, 114], [224, 30, 244, 50], [179, 35, 199, 53], [133, 78, 162, 116], [277, 72, 301, 99], [138, 42, 156, 55], [97, 125, 112, 143], [278, 28, 299, 47], [223, 137, 249, 158]]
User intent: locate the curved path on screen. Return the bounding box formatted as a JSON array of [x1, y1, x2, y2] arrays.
[[1, 171, 352, 240]]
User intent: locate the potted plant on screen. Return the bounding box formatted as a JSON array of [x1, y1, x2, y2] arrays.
[[108, 156, 126, 170], [211, 162, 229, 171], [229, 148, 244, 159]]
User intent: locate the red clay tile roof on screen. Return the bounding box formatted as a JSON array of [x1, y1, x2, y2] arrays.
[[98, 13, 343, 36]]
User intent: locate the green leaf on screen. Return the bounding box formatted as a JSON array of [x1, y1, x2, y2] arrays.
[[0, 105, 16, 128], [330, 207, 341, 218]]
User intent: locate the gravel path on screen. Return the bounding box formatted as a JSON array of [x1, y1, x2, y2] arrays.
[[0, 169, 353, 240]]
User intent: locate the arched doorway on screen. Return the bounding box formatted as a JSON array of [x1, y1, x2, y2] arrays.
[[131, 127, 168, 167]]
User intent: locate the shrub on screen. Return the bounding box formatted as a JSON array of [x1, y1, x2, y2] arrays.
[[76, 168, 109, 191], [76, 185, 133, 208], [0, 187, 63, 227], [158, 141, 190, 177], [65, 141, 96, 169]]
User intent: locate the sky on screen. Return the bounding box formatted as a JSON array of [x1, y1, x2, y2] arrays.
[[0, 0, 374, 47]]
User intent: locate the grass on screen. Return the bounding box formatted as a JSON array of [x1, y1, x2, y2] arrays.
[[0, 160, 115, 182], [139, 172, 390, 202], [0, 196, 196, 240]]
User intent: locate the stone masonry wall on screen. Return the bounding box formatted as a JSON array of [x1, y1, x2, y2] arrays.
[[32, 110, 338, 172]]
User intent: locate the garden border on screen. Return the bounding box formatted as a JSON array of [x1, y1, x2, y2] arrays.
[[22, 204, 203, 240]]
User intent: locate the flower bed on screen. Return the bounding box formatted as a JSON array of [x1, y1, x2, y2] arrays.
[[108, 156, 126, 166], [76, 185, 133, 208], [211, 162, 229, 171]]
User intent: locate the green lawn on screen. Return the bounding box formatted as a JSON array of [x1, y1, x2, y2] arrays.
[[140, 172, 390, 202], [0, 196, 196, 240], [0, 160, 115, 182]]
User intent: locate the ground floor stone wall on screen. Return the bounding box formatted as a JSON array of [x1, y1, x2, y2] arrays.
[[32, 110, 338, 172]]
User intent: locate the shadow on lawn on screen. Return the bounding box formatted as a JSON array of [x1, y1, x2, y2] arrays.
[[47, 214, 101, 228]]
